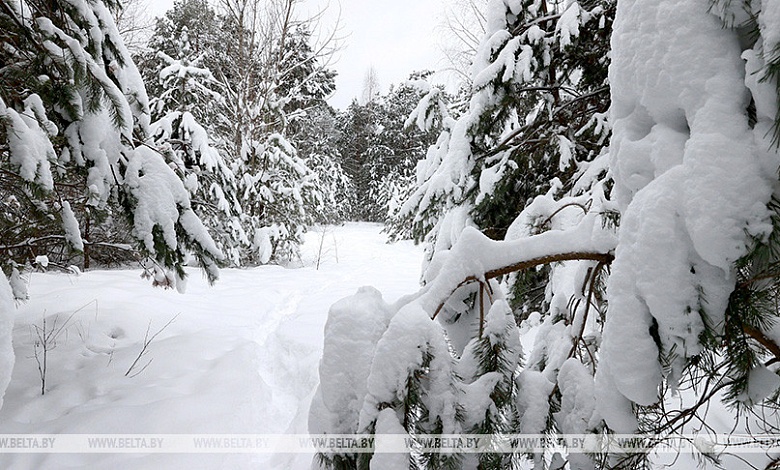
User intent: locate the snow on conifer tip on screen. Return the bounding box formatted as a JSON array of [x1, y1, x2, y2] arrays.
[[371, 409, 411, 469], [358, 301, 459, 435], [125, 146, 224, 264], [0, 98, 56, 191], [60, 201, 84, 252]]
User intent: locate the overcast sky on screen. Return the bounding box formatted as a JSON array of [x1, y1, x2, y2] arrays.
[[304, 0, 447, 109], [146, 0, 450, 109]]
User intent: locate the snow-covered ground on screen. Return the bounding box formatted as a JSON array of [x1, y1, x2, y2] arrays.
[[0, 223, 424, 470]]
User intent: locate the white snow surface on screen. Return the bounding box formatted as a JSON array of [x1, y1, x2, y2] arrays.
[[0, 223, 423, 470]]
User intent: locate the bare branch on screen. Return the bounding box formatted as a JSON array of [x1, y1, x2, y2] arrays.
[[125, 313, 180, 377]]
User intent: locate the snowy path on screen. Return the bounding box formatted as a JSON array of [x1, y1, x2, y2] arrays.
[[0, 223, 423, 470]]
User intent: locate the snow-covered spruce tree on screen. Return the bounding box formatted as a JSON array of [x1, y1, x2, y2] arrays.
[[314, 0, 780, 469], [279, 28, 352, 225], [146, 28, 246, 266], [274, 25, 337, 118], [146, 27, 226, 132], [593, 0, 780, 466], [236, 133, 320, 265], [395, 0, 613, 299], [371, 78, 442, 228], [142, 0, 337, 264], [385, 81, 455, 242], [141, 0, 252, 264], [0, 0, 223, 289], [336, 77, 442, 223], [293, 102, 354, 224], [335, 100, 378, 221], [385, 3, 616, 461], [139, 0, 224, 99], [215, 0, 335, 264]]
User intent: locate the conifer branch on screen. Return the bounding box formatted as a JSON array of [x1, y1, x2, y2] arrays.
[[567, 261, 607, 360], [482, 251, 614, 280], [539, 201, 591, 228], [743, 325, 780, 364], [551, 86, 610, 116], [432, 251, 613, 319]]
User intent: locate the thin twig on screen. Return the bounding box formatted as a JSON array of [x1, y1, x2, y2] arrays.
[[539, 201, 591, 229], [125, 313, 180, 377]]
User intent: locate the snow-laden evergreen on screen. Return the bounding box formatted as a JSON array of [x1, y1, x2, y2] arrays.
[[139, 0, 342, 265], [0, 0, 223, 282], [146, 28, 246, 267], [335, 77, 442, 223], [390, 0, 613, 272], [313, 0, 780, 468], [596, 0, 778, 433], [293, 104, 354, 224]]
